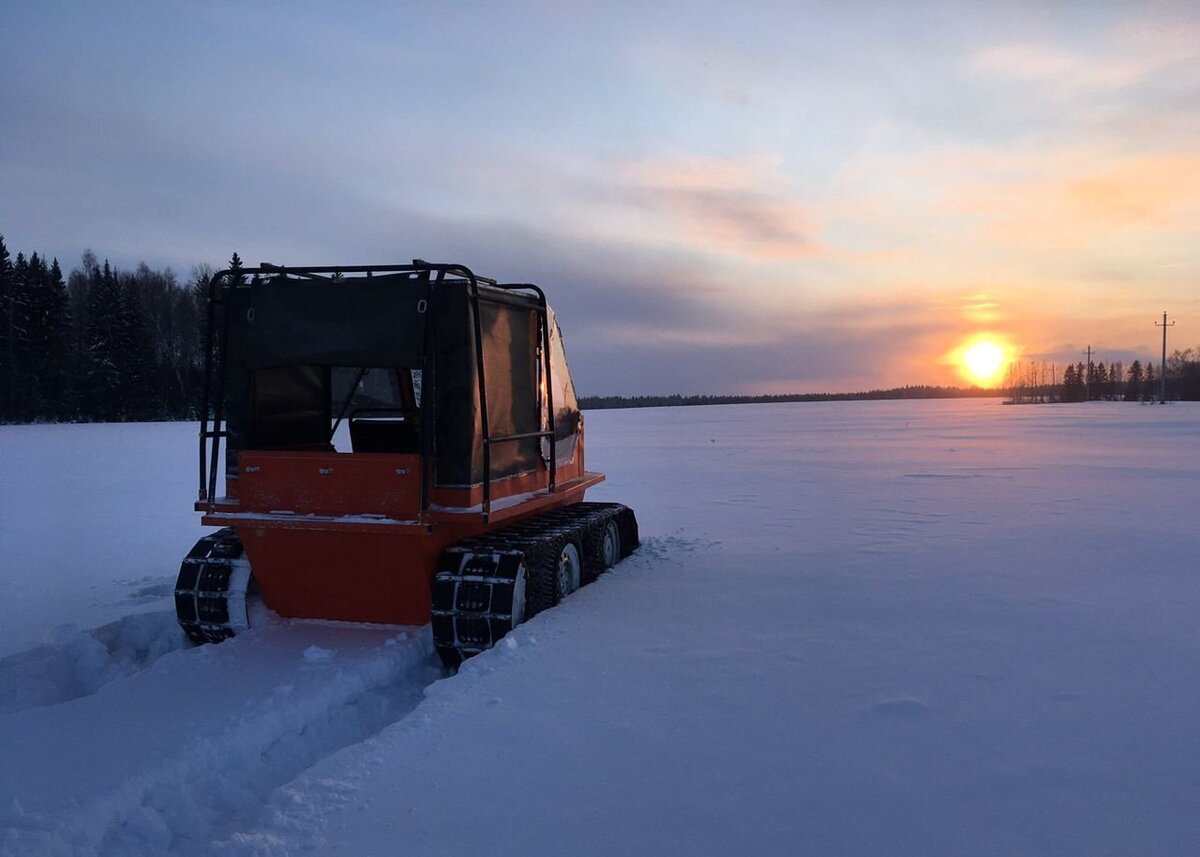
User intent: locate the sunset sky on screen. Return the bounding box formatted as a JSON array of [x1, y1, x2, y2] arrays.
[[3, 1, 1198, 395]]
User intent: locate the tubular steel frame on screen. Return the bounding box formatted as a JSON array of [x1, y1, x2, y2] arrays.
[[197, 261, 558, 520]]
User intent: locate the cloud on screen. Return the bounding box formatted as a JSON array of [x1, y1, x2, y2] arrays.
[[570, 317, 950, 397], [569, 155, 822, 263], [969, 42, 1155, 92], [962, 295, 1004, 323], [618, 183, 813, 259], [832, 137, 1200, 287], [968, 16, 1200, 107], [955, 152, 1200, 250], [389, 150, 824, 267]]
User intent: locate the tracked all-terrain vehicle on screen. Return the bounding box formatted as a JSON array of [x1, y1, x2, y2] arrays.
[[175, 261, 637, 665]]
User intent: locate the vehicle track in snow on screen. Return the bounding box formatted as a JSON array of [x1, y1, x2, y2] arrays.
[[0, 618, 445, 857]]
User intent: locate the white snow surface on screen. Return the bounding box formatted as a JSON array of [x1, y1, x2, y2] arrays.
[[2, 400, 1199, 856]]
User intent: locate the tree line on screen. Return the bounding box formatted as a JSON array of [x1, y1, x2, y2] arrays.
[[1006, 355, 1200, 405], [0, 234, 224, 423], [579, 386, 1000, 410]]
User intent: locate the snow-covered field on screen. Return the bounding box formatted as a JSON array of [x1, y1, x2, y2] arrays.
[[2, 399, 1198, 856]]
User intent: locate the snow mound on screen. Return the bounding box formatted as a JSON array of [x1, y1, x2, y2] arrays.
[[302, 645, 335, 663], [0, 610, 186, 715]]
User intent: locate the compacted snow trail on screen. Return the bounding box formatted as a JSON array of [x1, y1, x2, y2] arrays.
[[0, 619, 440, 857]]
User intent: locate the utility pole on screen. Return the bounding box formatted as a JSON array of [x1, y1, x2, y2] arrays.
[[1083, 345, 1092, 401], [1156, 311, 1174, 403]]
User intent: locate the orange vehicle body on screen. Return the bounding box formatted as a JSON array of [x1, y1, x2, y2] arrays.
[[199, 446, 603, 625]]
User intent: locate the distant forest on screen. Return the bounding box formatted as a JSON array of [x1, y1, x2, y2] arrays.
[[0, 235, 217, 423], [578, 386, 999, 410], [3, 233, 1200, 424]]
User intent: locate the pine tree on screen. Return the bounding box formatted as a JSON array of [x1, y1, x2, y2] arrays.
[[1062, 362, 1087, 402], [1126, 360, 1143, 402], [23, 252, 50, 417], [229, 251, 245, 286], [115, 274, 155, 419], [9, 252, 33, 419], [0, 235, 13, 421], [84, 260, 123, 420], [43, 259, 73, 418], [1092, 361, 1108, 401]]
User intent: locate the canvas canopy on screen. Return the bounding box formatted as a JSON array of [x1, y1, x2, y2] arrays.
[[217, 270, 579, 489]]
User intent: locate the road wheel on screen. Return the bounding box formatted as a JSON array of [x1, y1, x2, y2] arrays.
[[599, 520, 620, 570], [556, 541, 582, 600], [528, 536, 581, 615]]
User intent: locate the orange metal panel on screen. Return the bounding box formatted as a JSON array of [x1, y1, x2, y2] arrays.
[[237, 526, 452, 624], [238, 451, 421, 518]]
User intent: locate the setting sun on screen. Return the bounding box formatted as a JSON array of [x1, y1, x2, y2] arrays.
[[956, 336, 1012, 387]]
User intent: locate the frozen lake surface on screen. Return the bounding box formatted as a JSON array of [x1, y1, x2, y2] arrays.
[[1, 399, 1198, 855]]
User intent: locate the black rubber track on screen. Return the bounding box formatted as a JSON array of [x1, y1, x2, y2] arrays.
[[175, 527, 256, 645], [432, 503, 638, 665]]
